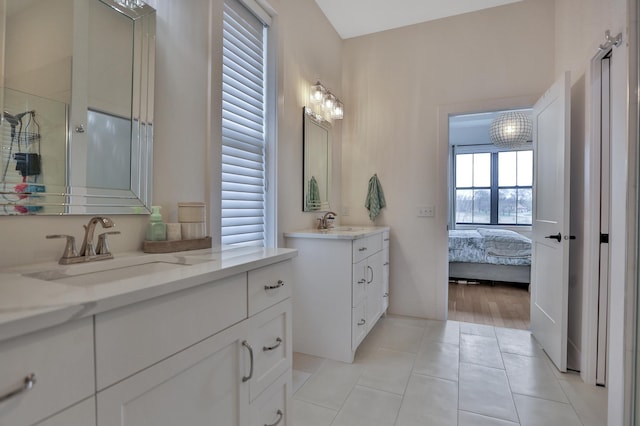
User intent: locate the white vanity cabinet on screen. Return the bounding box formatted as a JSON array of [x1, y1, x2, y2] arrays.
[[0, 249, 295, 426], [285, 227, 389, 363], [95, 260, 293, 426]]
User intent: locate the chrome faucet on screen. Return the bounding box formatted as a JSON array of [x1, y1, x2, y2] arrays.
[[47, 216, 120, 265], [317, 211, 337, 230], [79, 216, 115, 257]]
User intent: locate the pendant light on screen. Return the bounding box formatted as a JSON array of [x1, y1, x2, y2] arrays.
[[489, 111, 532, 148]]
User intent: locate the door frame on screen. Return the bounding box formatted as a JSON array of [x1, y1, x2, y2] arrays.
[[436, 95, 538, 321]]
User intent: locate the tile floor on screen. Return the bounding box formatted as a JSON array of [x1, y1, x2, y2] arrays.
[[291, 315, 607, 426]]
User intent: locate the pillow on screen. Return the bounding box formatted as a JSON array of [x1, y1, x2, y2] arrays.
[[476, 228, 531, 257]]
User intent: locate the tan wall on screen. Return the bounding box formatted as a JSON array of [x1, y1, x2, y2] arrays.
[[275, 0, 344, 242], [341, 0, 555, 319]]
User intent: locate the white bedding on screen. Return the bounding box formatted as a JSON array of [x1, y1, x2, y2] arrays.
[[448, 228, 531, 266]]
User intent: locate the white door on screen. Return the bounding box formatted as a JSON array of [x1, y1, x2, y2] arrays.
[[531, 71, 571, 372]]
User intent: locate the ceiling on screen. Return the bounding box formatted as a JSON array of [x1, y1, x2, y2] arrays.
[[314, 0, 523, 39], [449, 109, 532, 146]]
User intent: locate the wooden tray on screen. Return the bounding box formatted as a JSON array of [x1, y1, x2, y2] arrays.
[[142, 236, 212, 253]]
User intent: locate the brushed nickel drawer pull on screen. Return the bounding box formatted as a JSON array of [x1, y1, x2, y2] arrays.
[[264, 409, 283, 426], [358, 279, 366, 284], [264, 280, 285, 290], [357, 319, 366, 326], [242, 341, 254, 382], [263, 337, 283, 352], [358, 247, 367, 252], [0, 373, 36, 403]]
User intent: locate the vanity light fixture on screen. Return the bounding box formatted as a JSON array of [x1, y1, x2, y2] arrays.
[[310, 81, 327, 104], [489, 111, 532, 148], [323, 92, 336, 112], [116, 0, 146, 9], [308, 81, 344, 121], [331, 100, 344, 120]]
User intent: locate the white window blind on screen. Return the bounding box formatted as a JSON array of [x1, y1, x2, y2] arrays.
[[222, 0, 267, 246]]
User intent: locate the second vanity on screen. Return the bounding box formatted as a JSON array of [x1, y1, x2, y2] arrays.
[[0, 246, 296, 426], [285, 226, 390, 363]]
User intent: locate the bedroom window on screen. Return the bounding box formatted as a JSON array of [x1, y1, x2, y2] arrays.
[[454, 148, 532, 226]]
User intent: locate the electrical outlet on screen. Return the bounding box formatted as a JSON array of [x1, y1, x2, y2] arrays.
[[342, 206, 350, 216], [417, 206, 435, 217]]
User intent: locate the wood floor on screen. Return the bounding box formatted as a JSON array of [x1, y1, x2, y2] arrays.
[[448, 281, 530, 330]]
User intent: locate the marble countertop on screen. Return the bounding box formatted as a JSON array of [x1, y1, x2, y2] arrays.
[[0, 246, 297, 343], [284, 225, 389, 240]]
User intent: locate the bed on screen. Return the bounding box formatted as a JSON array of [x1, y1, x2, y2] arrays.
[[448, 228, 531, 284]]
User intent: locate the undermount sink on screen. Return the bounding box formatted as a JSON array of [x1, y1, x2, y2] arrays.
[[22, 254, 213, 286]]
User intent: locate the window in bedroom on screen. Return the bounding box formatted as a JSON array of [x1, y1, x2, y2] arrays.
[[454, 147, 533, 226]]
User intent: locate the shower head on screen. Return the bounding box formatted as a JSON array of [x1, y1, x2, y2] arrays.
[[2, 111, 19, 127], [2, 110, 35, 127]]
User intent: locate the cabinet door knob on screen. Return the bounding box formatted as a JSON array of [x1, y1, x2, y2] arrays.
[[263, 337, 283, 352], [264, 409, 284, 426], [0, 373, 36, 403], [241, 341, 254, 382], [264, 280, 285, 290]]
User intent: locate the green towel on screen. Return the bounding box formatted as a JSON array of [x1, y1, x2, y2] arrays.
[[306, 176, 321, 211], [365, 174, 386, 221]]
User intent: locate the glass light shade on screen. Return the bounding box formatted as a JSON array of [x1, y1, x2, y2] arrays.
[[489, 111, 532, 148], [310, 81, 326, 104], [323, 92, 336, 111], [116, 0, 145, 8], [331, 100, 344, 119]]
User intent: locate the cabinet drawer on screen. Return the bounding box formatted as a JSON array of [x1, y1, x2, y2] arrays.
[[352, 234, 382, 263], [248, 260, 292, 316], [0, 318, 94, 426], [250, 370, 290, 426], [95, 273, 247, 390], [249, 299, 292, 402], [352, 301, 367, 351]]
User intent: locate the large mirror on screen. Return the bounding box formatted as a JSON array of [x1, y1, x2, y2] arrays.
[[0, 0, 155, 215], [302, 107, 331, 212]]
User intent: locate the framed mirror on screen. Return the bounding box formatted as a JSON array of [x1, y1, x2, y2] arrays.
[[302, 107, 331, 212], [0, 0, 155, 215]]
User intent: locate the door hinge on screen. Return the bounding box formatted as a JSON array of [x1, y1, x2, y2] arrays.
[[600, 233, 609, 244]]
